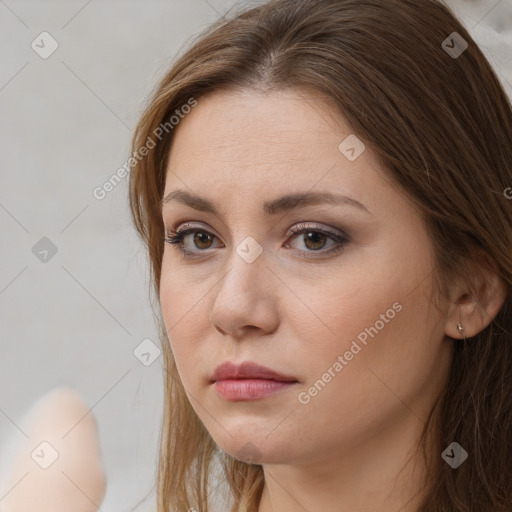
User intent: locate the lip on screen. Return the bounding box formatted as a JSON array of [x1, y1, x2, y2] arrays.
[[211, 361, 298, 382], [211, 361, 299, 401]]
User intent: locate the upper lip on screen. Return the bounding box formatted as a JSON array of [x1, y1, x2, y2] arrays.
[[211, 361, 298, 382]]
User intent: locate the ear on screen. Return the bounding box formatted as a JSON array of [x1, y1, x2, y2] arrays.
[[444, 250, 507, 339]]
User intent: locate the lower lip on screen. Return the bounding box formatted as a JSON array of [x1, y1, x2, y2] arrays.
[[213, 379, 297, 401]]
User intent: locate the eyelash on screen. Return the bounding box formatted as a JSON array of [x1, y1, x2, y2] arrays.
[[163, 222, 349, 260]]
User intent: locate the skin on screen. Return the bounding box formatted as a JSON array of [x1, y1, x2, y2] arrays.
[[0, 388, 106, 512], [159, 87, 504, 511]]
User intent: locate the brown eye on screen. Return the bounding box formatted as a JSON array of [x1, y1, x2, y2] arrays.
[[301, 231, 329, 251], [192, 231, 214, 249], [284, 223, 349, 259], [165, 227, 220, 252]]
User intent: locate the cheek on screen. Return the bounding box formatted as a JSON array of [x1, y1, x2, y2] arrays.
[[288, 302, 436, 451], [289, 248, 438, 387], [285, 261, 404, 355], [295, 273, 442, 421], [159, 262, 210, 336], [159, 272, 210, 388]]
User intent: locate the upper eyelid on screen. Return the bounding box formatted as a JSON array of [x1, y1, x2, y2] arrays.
[[170, 221, 346, 239]]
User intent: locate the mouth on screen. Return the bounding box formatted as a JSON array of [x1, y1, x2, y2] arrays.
[[210, 361, 299, 401]]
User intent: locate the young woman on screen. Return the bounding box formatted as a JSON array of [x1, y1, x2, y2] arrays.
[[128, 0, 512, 510]]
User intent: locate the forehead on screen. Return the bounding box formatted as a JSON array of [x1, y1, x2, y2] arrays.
[[162, 87, 413, 227], [166, 87, 374, 188], [168, 87, 350, 165]]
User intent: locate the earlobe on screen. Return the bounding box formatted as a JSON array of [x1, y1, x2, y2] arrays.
[[444, 251, 507, 340]]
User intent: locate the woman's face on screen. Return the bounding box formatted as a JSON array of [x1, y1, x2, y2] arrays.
[[159, 87, 453, 466]]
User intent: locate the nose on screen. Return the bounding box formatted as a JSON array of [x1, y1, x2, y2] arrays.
[[209, 248, 280, 339]]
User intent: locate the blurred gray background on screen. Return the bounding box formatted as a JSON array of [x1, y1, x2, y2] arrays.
[[0, 1, 510, 511]]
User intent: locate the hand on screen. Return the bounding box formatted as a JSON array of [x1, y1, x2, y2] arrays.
[[0, 388, 107, 512]]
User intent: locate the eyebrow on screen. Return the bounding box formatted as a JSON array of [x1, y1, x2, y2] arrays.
[[161, 189, 372, 216]]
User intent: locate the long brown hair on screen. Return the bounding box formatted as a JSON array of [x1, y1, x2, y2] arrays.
[[128, 1, 512, 510]]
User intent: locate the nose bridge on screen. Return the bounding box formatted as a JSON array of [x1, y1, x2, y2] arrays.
[[220, 236, 268, 301], [209, 237, 279, 335]]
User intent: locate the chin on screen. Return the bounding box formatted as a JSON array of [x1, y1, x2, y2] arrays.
[[210, 427, 299, 465]]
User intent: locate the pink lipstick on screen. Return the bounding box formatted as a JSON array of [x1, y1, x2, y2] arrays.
[[211, 361, 299, 401]]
